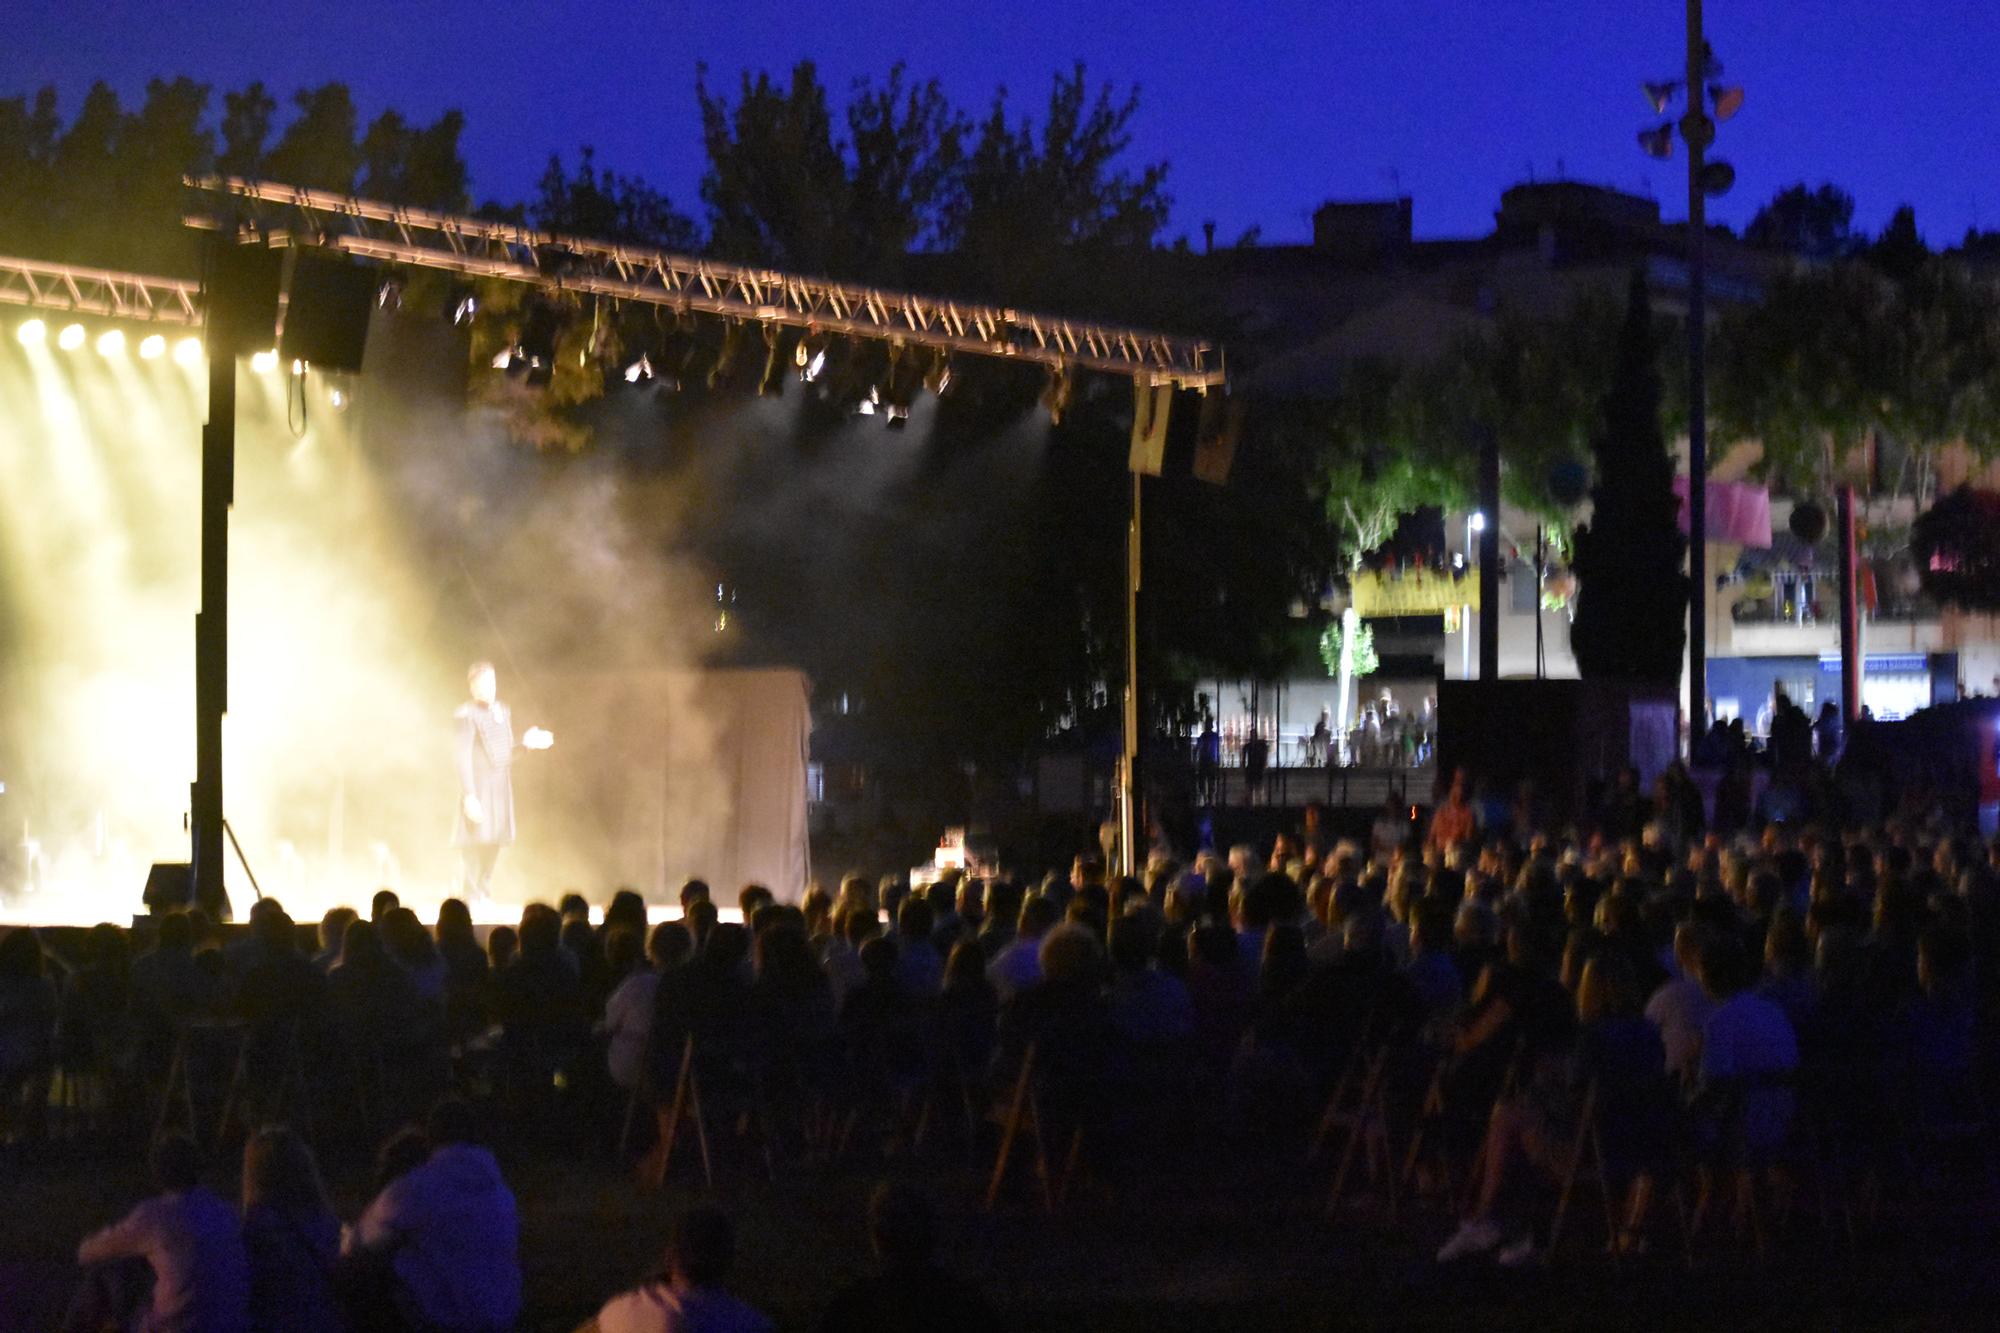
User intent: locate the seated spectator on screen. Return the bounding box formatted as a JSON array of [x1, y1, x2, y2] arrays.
[[241, 1125, 341, 1333], [1643, 922, 1714, 1085], [381, 908, 448, 1004], [369, 889, 400, 925], [485, 924, 518, 974], [0, 925, 58, 1137], [936, 939, 1001, 1072], [73, 1133, 250, 1332], [592, 1204, 769, 1333], [893, 899, 944, 997], [1105, 915, 1193, 1046], [314, 908, 359, 974], [984, 896, 1056, 1003], [818, 1182, 998, 1333], [345, 1099, 521, 1333], [1691, 933, 1799, 1164], [601, 924, 691, 1093]]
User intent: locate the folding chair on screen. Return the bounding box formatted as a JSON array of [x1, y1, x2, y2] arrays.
[[984, 1043, 1085, 1213], [638, 1033, 712, 1191]]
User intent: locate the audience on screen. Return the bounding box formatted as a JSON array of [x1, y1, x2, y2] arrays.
[[73, 1133, 250, 1332], [818, 1182, 997, 1333], [591, 1204, 769, 1333]]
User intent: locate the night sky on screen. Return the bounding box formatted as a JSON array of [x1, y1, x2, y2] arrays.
[[6, 0, 1996, 248]]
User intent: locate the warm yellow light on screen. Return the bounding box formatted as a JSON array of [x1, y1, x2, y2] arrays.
[[58, 323, 87, 351], [174, 336, 204, 367], [96, 328, 125, 356], [138, 333, 166, 360], [16, 318, 45, 345], [250, 349, 279, 373]]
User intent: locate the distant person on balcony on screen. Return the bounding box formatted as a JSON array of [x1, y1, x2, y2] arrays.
[[1243, 731, 1270, 805], [1195, 719, 1221, 806]]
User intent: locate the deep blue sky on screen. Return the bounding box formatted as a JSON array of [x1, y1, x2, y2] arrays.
[[5, 0, 1995, 246]]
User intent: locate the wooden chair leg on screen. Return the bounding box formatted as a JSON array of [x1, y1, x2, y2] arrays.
[[985, 1055, 1033, 1212], [688, 1073, 712, 1190], [154, 1034, 189, 1141]]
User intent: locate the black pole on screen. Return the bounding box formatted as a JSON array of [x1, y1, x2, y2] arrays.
[[1837, 485, 1861, 723], [192, 246, 239, 917], [1478, 424, 1500, 681], [1683, 0, 1710, 741]]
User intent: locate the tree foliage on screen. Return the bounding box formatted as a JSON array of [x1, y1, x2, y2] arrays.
[[534, 146, 697, 250], [1744, 182, 1857, 259], [1911, 486, 2000, 613], [1569, 271, 1688, 684]]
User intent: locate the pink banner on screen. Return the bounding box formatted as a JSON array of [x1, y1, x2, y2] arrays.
[[1672, 476, 1772, 548]]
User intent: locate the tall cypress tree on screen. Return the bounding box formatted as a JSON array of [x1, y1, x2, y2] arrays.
[[1569, 270, 1689, 683]]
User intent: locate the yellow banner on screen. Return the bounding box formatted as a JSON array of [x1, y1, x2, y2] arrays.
[[1352, 568, 1480, 617]]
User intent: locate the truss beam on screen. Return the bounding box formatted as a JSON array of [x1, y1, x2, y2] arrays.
[[0, 255, 202, 325], [187, 176, 1224, 388]]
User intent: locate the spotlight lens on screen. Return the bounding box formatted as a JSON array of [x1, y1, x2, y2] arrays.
[[250, 349, 278, 373], [58, 323, 86, 351], [138, 333, 166, 360], [96, 328, 125, 356], [16, 318, 46, 345], [173, 336, 203, 367]]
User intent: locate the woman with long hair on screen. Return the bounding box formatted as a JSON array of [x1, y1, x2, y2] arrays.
[[241, 1124, 343, 1332]]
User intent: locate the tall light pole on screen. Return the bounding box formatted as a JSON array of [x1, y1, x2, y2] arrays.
[[1641, 0, 1741, 745]]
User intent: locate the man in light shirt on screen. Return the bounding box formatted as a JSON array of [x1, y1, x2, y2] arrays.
[[985, 896, 1058, 1002], [74, 1134, 250, 1333], [594, 1205, 770, 1333]]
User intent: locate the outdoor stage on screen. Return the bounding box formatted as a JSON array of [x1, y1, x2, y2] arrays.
[[0, 297, 812, 929]]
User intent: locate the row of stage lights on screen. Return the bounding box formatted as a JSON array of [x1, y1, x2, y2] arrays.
[[13, 317, 303, 381], [17, 316, 205, 366]]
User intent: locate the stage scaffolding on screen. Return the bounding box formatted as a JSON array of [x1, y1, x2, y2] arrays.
[[0, 254, 202, 325]]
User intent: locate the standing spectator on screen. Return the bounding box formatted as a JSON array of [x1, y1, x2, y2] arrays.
[[73, 1133, 250, 1333], [818, 1182, 997, 1333], [594, 1205, 769, 1333], [241, 1125, 342, 1333], [344, 1100, 521, 1333]]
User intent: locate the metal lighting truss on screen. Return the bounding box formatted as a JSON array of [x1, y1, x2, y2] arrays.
[[0, 254, 203, 325], [187, 176, 1225, 388]]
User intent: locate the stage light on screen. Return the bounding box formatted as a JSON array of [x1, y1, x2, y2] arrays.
[[250, 349, 279, 373], [795, 331, 829, 383], [923, 351, 953, 397], [858, 386, 879, 416], [16, 318, 46, 345], [1642, 79, 1681, 114], [58, 322, 87, 351], [328, 387, 348, 410], [291, 358, 306, 376], [376, 280, 402, 310], [96, 328, 125, 357], [174, 336, 203, 367], [1040, 363, 1074, 425], [1637, 124, 1674, 160], [1709, 84, 1744, 121], [453, 295, 478, 326], [1470, 512, 1488, 533], [623, 354, 653, 384], [138, 333, 166, 360], [757, 326, 785, 397]]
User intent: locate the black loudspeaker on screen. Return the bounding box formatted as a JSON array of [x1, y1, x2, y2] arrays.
[[281, 250, 377, 372], [206, 243, 284, 348], [141, 861, 194, 913]]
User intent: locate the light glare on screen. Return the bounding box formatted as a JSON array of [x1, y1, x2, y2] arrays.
[[58, 323, 86, 351], [250, 349, 279, 373], [95, 328, 125, 357], [17, 318, 46, 345], [138, 334, 166, 360], [173, 336, 203, 367]]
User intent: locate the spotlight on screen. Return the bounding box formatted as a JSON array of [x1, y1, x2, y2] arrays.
[[95, 328, 125, 357], [858, 386, 880, 416], [923, 351, 953, 397], [707, 322, 743, 390], [290, 358, 306, 376], [1698, 159, 1736, 198], [453, 295, 478, 326], [1709, 84, 1744, 121], [795, 331, 829, 383], [174, 336, 204, 367], [492, 345, 522, 371], [757, 326, 785, 396], [623, 354, 654, 384], [1642, 79, 1681, 114], [376, 280, 402, 310], [1040, 363, 1074, 424], [16, 317, 46, 345], [1470, 512, 1488, 533], [138, 333, 166, 360], [58, 322, 87, 351], [328, 386, 348, 410], [1637, 123, 1674, 160], [250, 348, 279, 373]]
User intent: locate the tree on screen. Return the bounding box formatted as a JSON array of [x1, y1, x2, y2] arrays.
[[942, 64, 1170, 304], [1869, 203, 1930, 282], [1744, 182, 1856, 259], [217, 82, 275, 178], [359, 108, 469, 210], [534, 146, 697, 250], [1569, 270, 1688, 684], [1911, 486, 2000, 612], [261, 83, 361, 193], [697, 61, 849, 273]]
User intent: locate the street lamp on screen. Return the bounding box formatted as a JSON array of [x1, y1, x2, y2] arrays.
[[1461, 512, 1486, 680], [1638, 0, 1743, 747]]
